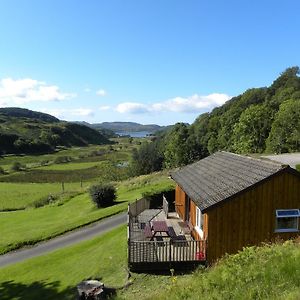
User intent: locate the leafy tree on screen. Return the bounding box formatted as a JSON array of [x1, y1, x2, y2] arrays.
[[163, 123, 191, 168], [130, 141, 163, 175], [266, 99, 300, 153], [89, 184, 116, 208], [233, 104, 271, 153]]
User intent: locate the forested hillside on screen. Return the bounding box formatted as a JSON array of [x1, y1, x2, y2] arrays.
[[131, 67, 300, 174], [0, 108, 111, 155]]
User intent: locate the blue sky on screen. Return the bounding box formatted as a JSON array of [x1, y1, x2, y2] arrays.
[[0, 0, 299, 125]]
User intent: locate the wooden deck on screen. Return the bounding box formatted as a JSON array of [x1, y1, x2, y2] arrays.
[[128, 205, 207, 271]]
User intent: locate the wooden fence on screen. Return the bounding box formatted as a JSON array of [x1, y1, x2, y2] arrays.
[[128, 197, 150, 218], [128, 239, 206, 264]]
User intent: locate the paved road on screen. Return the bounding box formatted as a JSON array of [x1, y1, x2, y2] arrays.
[[262, 153, 300, 169], [0, 212, 127, 268]]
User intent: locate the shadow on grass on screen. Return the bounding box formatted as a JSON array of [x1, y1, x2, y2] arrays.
[[0, 280, 75, 300]]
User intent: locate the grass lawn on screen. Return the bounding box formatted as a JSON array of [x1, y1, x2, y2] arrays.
[[0, 182, 83, 210], [0, 172, 174, 254], [0, 225, 128, 300]]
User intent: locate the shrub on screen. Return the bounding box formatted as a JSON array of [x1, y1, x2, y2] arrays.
[[11, 162, 24, 171], [32, 194, 58, 208], [54, 156, 72, 164], [0, 166, 4, 174], [89, 184, 116, 208]]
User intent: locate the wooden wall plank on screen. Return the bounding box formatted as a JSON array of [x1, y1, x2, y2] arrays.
[[206, 171, 300, 263]]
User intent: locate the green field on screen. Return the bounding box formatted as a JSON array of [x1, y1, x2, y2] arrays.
[[0, 172, 174, 254], [0, 141, 135, 210], [0, 145, 104, 169], [0, 137, 137, 172], [0, 226, 299, 300], [0, 182, 83, 210], [37, 161, 106, 170]]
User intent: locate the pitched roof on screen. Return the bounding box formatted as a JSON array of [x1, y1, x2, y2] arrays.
[[171, 152, 288, 212]]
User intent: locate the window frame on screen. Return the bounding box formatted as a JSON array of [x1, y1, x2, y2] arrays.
[[195, 206, 204, 238], [275, 209, 300, 233]]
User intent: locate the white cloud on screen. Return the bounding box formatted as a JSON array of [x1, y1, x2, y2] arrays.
[[99, 105, 111, 111], [84, 88, 91, 93], [96, 89, 107, 97], [71, 108, 94, 117], [41, 108, 94, 119], [115, 93, 231, 114], [0, 77, 76, 106], [116, 102, 149, 114]]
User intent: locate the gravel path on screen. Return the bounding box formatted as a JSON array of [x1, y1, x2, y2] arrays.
[[0, 212, 127, 268], [262, 153, 300, 169]]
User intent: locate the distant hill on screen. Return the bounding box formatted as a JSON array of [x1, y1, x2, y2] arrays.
[[91, 121, 166, 133], [0, 108, 111, 155], [0, 107, 59, 123], [74, 121, 117, 138]]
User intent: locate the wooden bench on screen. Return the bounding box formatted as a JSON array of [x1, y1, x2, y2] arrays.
[[168, 226, 177, 239]]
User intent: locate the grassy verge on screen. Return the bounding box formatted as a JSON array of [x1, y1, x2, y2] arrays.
[[296, 164, 300, 172], [130, 241, 300, 300], [0, 172, 174, 254]]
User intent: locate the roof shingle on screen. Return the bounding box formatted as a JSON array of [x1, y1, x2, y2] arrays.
[[171, 152, 287, 212]]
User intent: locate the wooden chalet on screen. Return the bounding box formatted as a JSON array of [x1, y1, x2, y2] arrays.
[[171, 151, 300, 263]]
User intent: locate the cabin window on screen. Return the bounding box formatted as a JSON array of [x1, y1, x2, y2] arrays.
[[195, 207, 204, 238], [275, 209, 300, 233]]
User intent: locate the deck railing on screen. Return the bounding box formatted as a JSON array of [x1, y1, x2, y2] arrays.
[[128, 198, 150, 218], [128, 239, 206, 264]]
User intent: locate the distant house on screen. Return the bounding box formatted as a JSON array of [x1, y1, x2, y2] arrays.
[[171, 151, 300, 262]]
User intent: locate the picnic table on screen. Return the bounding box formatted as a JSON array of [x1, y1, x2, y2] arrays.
[[151, 221, 170, 240]]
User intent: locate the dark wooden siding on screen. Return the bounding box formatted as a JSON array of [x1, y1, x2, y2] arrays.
[[206, 170, 300, 262]]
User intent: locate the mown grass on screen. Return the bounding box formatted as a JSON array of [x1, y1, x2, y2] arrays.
[[0, 227, 299, 300], [0, 182, 83, 210], [0, 226, 128, 300], [0, 172, 174, 254]]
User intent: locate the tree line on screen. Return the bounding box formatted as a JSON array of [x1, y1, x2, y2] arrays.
[[130, 67, 300, 174]]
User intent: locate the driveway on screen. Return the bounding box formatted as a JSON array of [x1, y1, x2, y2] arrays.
[[0, 212, 127, 268], [262, 153, 300, 169]]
